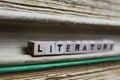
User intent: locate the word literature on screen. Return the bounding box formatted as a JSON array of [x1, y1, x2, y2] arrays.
[[28, 40, 114, 56]]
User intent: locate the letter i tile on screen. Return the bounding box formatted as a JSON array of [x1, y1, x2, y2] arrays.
[[45, 41, 56, 55]]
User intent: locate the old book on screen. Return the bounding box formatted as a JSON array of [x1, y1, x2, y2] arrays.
[[0, 0, 120, 26], [0, 56, 119, 73], [0, 61, 120, 79], [0, 0, 119, 67]]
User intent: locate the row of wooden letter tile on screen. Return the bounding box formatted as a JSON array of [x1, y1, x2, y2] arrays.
[[27, 40, 114, 56]]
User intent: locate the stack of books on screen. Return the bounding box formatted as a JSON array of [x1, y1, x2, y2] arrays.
[[0, 0, 120, 76]]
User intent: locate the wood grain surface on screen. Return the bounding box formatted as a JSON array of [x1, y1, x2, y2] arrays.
[[0, 61, 120, 80]]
